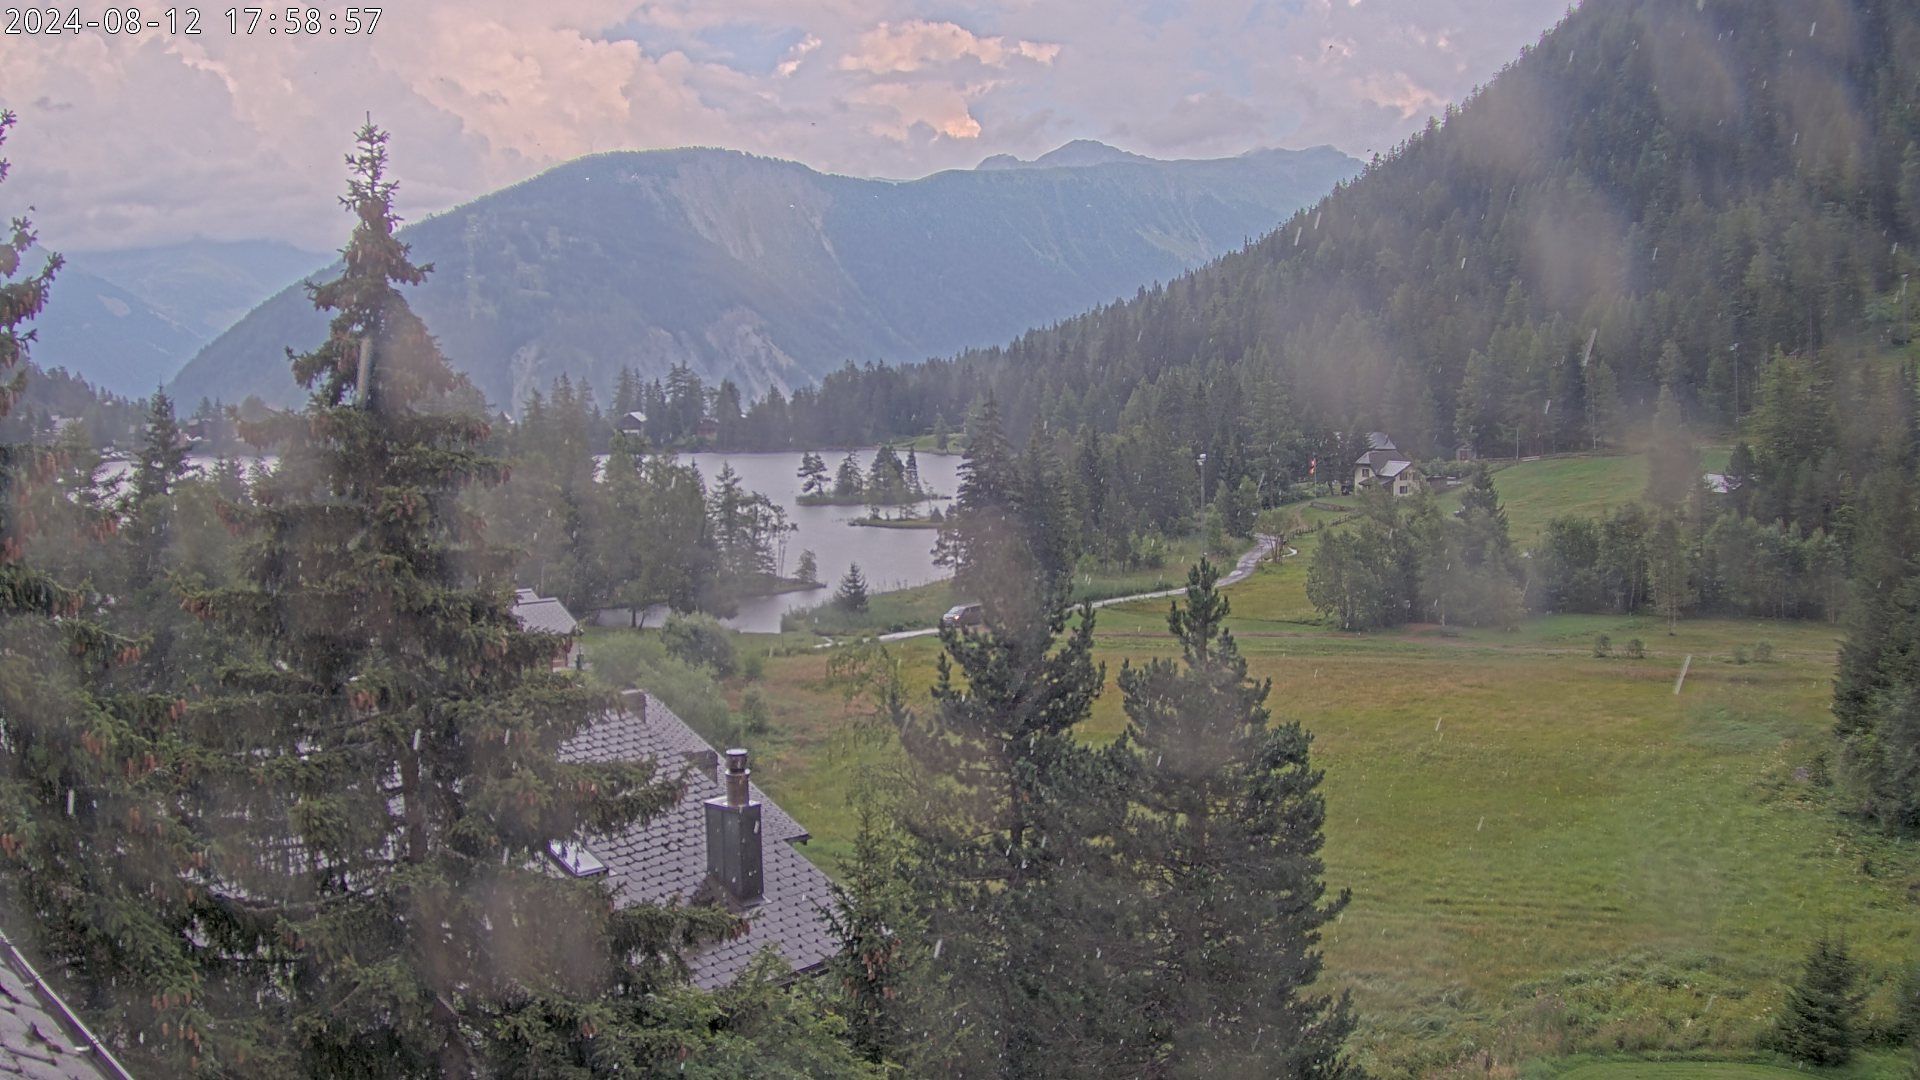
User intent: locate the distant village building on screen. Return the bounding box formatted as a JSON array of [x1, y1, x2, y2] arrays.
[[1353, 431, 1423, 496], [511, 588, 582, 670], [1703, 472, 1740, 495], [617, 411, 648, 437], [696, 416, 720, 441], [556, 690, 838, 988]]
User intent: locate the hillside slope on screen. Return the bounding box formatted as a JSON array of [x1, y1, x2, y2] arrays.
[[31, 239, 328, 397], [167, 143, 1359, 412], [773, 0, 1920, 462], [29, 266, 204, 398]]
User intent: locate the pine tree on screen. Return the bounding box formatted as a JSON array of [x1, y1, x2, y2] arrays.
[[0, 108, 209, 1074], [836, 562, 870, 612], [611, 364, 640, 419], [1117, 560, 1355, 1076], [1772, 935, 1864, 1067], [1645, 385, 1701, 509], [835, 451, 864, 498], [796, 548, 819, 586], [825, 791, 923, 1066], [797, 451, 829, 497], [1649, 514, 1693, 634], [933, 395, 1034, 609], [183, 124, 704, 1073], [898, 589, 1125, 1076]]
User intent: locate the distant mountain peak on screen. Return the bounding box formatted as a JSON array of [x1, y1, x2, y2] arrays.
[[976, 140, 1157, 171], [169, 142, 1362, 413]]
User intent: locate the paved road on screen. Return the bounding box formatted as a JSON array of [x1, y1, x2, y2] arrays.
[[871, 533, 1286, 644]]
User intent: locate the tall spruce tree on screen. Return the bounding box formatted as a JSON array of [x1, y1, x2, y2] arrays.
[[183, 124, 700, 1074], [902, 475, 1128, 1076], [1116, 559, 1355, 1077]]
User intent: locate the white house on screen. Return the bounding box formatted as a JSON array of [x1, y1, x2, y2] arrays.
[[1353, 432, 1422, 496]]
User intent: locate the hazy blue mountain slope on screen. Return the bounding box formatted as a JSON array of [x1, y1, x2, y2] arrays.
[[168, 142, 1359, 412], [30, 266, 205, 398], [29, 239, 327, 398], [78, 239, 328, 336]]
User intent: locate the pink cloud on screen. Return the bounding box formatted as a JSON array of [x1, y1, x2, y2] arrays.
[[839, 20, 1060, 75]]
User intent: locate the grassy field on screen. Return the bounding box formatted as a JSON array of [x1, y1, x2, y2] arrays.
[[704, 451, 1920, 1077], [742, 556, 1919, 1075], [1542, 1052, 1911, 1080], [1483, 454, 1649, 544]]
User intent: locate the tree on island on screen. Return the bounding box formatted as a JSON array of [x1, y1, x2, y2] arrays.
[[797, 450, 829, 496], [835, 451, 864, 497], [836, 562, 871, 612], [796, 548, 820, 586]]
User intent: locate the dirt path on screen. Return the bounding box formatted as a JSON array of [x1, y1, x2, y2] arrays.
[[871, 533, 1288, 644]]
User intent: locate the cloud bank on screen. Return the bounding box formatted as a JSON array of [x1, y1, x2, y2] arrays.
[[0, 0, 1573, 251]]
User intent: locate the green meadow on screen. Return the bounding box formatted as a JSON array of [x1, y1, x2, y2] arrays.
[[613, 453, 1920, 1076]]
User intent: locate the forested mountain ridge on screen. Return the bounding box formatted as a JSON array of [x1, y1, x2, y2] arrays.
[[764, 0, 1920, 463], [167, 142, 1359, 413]]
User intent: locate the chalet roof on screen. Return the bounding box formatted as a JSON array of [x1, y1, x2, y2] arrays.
[[511, 591, 581, 637], [618, 411, 647, 428], [1366, 431, 1397, 452], [1356, 448, 1410, 472], [0, 927, 125, 1079], [1378, 459, 1413, 479], [558, 696, 832, 988]]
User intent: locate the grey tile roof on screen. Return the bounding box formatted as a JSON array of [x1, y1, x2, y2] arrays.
[[0, 929, 126, 1079], [559, 695, 835, 989], [511, 594, 581, 637]]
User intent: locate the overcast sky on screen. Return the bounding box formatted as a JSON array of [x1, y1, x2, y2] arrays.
[[2, 0, 1574, 253]]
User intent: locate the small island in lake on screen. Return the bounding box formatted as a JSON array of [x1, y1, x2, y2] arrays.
[[796, 446, 948, 522]]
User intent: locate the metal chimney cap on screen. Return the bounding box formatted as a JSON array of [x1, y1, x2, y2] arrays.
[[725, 748, 749, 772]]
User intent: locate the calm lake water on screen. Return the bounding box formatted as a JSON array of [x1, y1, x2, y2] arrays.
[[682, 449, 961, 633], [97, 449, 956, 635]]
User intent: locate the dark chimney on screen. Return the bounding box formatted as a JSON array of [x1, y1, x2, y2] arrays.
[[704, 748, 763, 902], [620, 687, 649, 716]]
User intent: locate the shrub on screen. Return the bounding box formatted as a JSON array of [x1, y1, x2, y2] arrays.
[[662, 612, 738, 677], [587, 633, 736, 746], [1770, 934, 1864, 1067], [1895, 964, 1920, 1042], [737, 690, 771, 739], [1624, 638, 1645, 659], [1592, 634, 1612, 659], [1732, 646, 1750, 665], [1753, 640, 1774, 663]]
